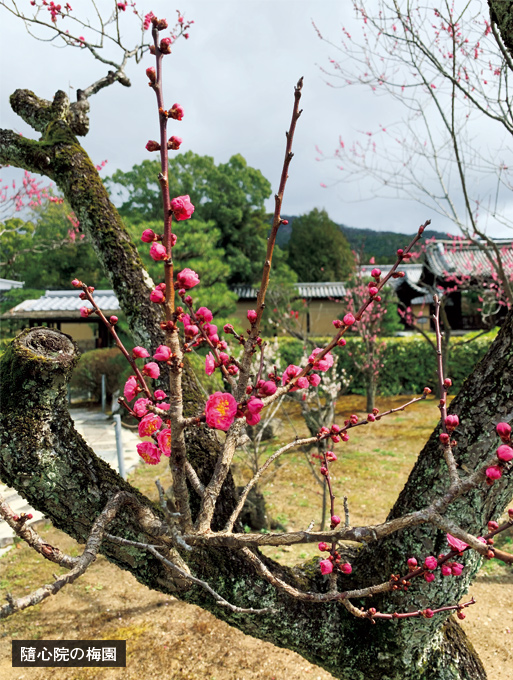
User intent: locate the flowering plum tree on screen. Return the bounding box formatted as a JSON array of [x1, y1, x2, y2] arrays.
[[314, 0, 513, 306], [0, 4, 513, 680]]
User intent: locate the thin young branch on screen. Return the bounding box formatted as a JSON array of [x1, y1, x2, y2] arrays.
[[0, 491, 132, 619]]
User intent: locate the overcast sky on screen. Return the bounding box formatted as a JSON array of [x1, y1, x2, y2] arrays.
[[1, 0, 512, 237]]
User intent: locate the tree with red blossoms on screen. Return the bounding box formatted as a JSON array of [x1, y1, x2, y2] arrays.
[[1, 5, 513, 680]]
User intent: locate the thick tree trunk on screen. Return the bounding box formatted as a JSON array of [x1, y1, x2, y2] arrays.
[[2, 92, 512, 679]]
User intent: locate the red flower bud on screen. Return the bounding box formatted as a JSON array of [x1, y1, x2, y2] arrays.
[[145, 140, 161, 152]]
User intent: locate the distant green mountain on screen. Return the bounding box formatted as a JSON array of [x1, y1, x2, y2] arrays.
[[276, 215, 452, 264]]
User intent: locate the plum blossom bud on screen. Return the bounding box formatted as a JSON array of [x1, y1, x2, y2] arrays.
[[318, 542, 329, 552], [145, 140, 161, 152], [340, 562, 352, 574], [150, 242, 168, 261], [367, 414, 375, 422], [424, 556, 438, 570], [309, 374, 321, 387], [407, 557, 417, 569], [71, 278, 82, 287], [496, 422, 511, 440], [154, 389, 167, 400], [439, 433, 450, 445], [296, 377, 309, 389], [109, 316, 118, 325], [486, 465, 502, 480], [205, 352, 215, 376], [246, 411, 261, 426], [457, 611, 466, 620], [176, 268, 200, 289], [247, 309, 257, 324], [171, 194, 194, 221], [331, 515, 341, 527], [168, 135, 182, 150], [424, 572, 435, 583], [133, 398, 151, 417], [150, 288, 165, 303], [451, 563, 464, 576], [423, 387, 432, 395], [445, 414, 459, 431], [343, 313, 355, 326], [371, 268, 381, 278], [141, 229, 157, 242], [332, 319, 343, 328], [368, 286, 378, 297], [146, 66, 156, 83], [154, 17, 168, 30], [260, 380, 277, 396], [169, 103, 184, 120], [197, 306, 213, 323], [142, 362, 160, 379], [159, 37, 172, 53], [153, 345, 172, 362], [247, 397, 264, 415], [133, 346, 150, 359], [497, 445, 513, 462], [443, 378, 452, 389], [423, 608, 434, 618], [488, 520, 499, 531], [326, 451, 337, 462], [441, 564, 452, 576], [124, 376, 138, 401], [337, 337, 347, 347], [80, 307, 92, 318], [223, 323, 234, 334], [319, 559, 333, 575]]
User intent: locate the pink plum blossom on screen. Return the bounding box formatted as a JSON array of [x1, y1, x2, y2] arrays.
[[157, 428, 171, 457], [176, 268, 200, 289], [149, 242, 168, 261], [308, 348, 334, 372], [496, 422, 511, 439], [497, 445, 513, 462], [340, 562, 352, 574], [259, 380, 277, 396], [142, 362, 160, 379], [80, 307, 91, 318], [309, 374, 321, 387], [451, 563, 464, 576], [247, 397, 264, 415], [246, 412, 261, 426], [247, 309, 257, 324], [424, 572, 435, 583], [446, 534, 468, 552], [138, 413, 163, 438], [196, 307, 213, 323], [205, 392, 238, 431], [486, 465, 502, 480], [141, 229, 156, 242], [318, 542, 329, 552], [133, 398, 151, 417], [205, 352, 216, 376], [137, 442, 161, 465], [170, 194, 194, 220], [169, 103, 184, 120], [150, 288, 165, 303], [153, 345, 172, 362], [133, 346, 150, 359], [123, 376, 138, 401], [319, 559, 333, 575], [445, 414, 459, 431], [424, 556, 438, 570]]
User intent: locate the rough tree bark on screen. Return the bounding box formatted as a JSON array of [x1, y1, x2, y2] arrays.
[[1, 87, 512, 679]]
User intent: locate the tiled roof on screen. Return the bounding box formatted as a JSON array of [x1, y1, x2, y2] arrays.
[[0, 278, 24, 291], [3, 290, 120, 318], [233, 282, 347, 300], [425, 240, 513, 278]]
